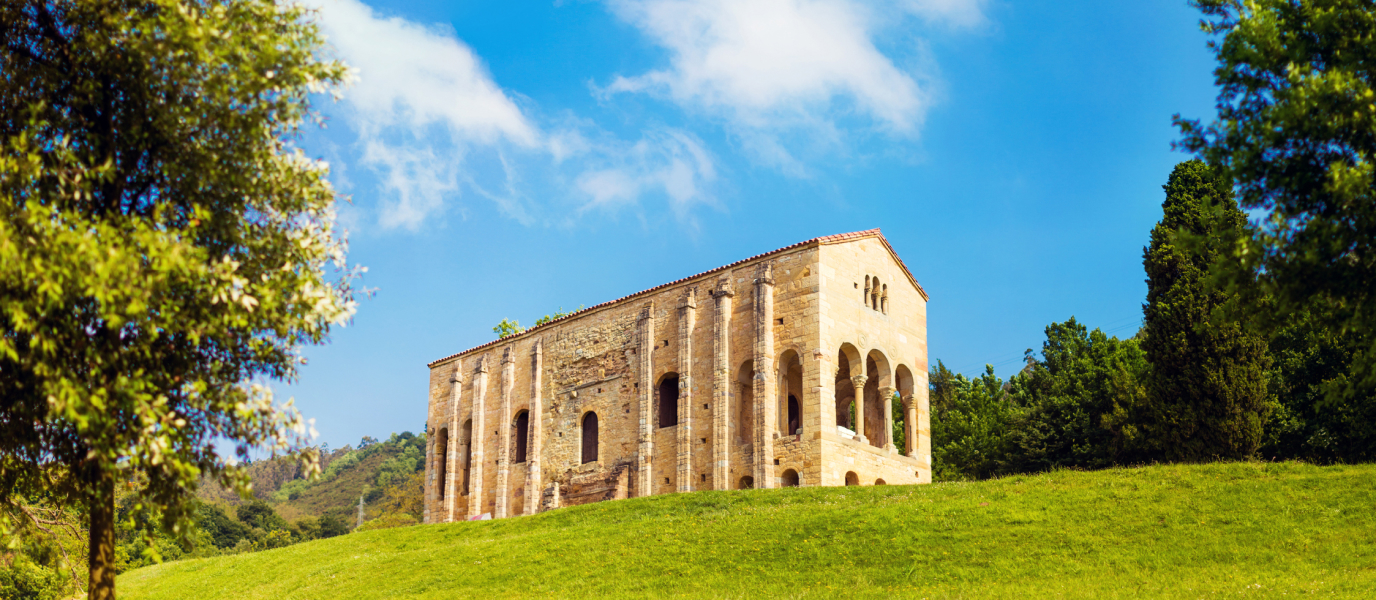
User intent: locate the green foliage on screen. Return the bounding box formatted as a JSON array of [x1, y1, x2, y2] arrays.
[[119, 463, 1376, 599], [1142, 160, 1270, 461], [1263, 312, 1376, 462], [0, 0, 356, 590], [194, 504, 248, 551], [496, 306, 585, 337], [493, 319, 524, 338], [1004, 318, 1150, 472], [1177, 0, 1376, 406], [929, 362, 1019, 480]]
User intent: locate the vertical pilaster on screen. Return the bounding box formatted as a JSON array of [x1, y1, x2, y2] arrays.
[[468, 356, 489, 519], [495, 347, 514, 519], [879, 385, 896, 453], [636, 303, 655, 498], [525, 339, 544, 515], [711, 277, 734, 490], [677, 289, 697, 493], [753, 263, 776, 488], [446, 366, 463, 521], [424, 420, 434, 523], [851, 375, 868, 443]]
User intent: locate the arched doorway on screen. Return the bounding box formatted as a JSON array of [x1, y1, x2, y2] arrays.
[[739, 475, 755, 490], [513, 411, 529, 463], [781, 469, 799, 487], [844, 472, 859, 486], [434, 428, 449, 501], [658, 373, 680, 428]]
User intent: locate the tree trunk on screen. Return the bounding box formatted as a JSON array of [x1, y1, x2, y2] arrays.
[[88, 475, 115, 600]]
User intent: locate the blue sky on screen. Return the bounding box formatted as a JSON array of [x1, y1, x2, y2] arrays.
[[286, 0, 1220, 450]]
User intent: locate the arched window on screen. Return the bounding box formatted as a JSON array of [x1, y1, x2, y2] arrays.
[[513, 411, 529, 464], [845, 471, 859, 486], [875, 478, 887, 486], [739, 476, 754, 490], [871, 277, 881, 310], [787, 394, 800, 435], [435, 428, 449, 501], [581, 412, 599, 464], [460, 420, 472, 495], [781, 469, 799, 487], [658, 374, 680, 428]]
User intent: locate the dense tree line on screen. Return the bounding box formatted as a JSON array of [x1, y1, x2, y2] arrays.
[[932, 160, 1375, 481]]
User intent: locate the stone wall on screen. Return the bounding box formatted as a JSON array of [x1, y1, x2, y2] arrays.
[[422, 230, 931, 523]]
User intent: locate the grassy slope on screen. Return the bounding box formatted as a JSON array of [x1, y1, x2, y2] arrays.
[[120, 462, 1375, 599], [274, 449, 398, 523]]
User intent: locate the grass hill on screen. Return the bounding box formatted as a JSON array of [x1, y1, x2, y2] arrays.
[[118, 461, 1375, 599]]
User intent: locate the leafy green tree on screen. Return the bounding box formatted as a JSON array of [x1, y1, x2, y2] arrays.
[[493, 318, 524, 337], [1176, 0, 1376, 402], [1141, 161, 1271, 461], [0, 1, 354, 596], [1005, 318, 1150, 472], [1263, 312, 1375, 462], [929, 362, 1019, 480]]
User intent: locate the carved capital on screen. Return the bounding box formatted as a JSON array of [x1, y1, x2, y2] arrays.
[[903, 394, 919, 409], [712, 276, 734, 298], [449, 365, 464, 384], [502, 346, 515, 364], [755, 263, 775, 286], [851, 375, 868, 389], [477, 355, 489, 373], [679, 287, 698, 310], [879, 386, 896, 399]]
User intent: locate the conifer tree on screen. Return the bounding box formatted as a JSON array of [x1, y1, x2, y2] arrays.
[[1141, 160, 1270, 461]]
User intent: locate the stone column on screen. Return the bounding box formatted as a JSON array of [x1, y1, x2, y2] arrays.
[[495, 347, 514, 519], [711, 276, 733, 491], [446, 366, 463, 521], [752, 263, 776, 488], [677, 289, 696, 493], [879, 385, 896, 453], [423, 421, 434, 524], [468, 356, 489, 519], [636, 303, 655, 498], [851, 375, 868, 444], [524, 339, 544, 515], [903, 394, 918, 457]]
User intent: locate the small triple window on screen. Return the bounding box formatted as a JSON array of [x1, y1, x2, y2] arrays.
[[863, 275, 888, 314]]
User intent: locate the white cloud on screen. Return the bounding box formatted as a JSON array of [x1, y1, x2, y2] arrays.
[[309, 0, 718, 230], [601, 0, 986, 165], [310, 0, 538, 229], [574, 129, 718, 217]]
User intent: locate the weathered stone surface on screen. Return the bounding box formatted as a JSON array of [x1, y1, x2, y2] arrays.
[[423, 229, 931, 522]]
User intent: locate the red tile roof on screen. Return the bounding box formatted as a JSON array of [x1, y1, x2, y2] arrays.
[[426, 228, 927, 367]]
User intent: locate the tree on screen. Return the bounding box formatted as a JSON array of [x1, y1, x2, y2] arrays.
[[1141, 161, 1271, 461], [1004, 318, 1150, 472], [0, 1, 354, 597], [1263, 312, 1375, 462], [928, 362, 1019, 480], [1175, 0, 1376, 402]]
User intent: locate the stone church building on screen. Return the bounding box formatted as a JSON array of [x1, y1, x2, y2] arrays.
[[423, 229, 930, 523]]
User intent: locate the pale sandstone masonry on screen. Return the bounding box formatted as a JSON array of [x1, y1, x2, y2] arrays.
[[423, 229, 931, 523]]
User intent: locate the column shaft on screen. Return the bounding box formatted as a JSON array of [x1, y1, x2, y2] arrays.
[[446, 367, 463, 521], [636, 303, 655, 498], [851, 375, 868, 443], [468, 357, 488, 519], [524, 339, 544, 515], [879, 386, 896, 452], [711, 277, 733, 490], [753, 264, 776, 488], [495, 347, 514, 518], [677, 289, 696, 493]]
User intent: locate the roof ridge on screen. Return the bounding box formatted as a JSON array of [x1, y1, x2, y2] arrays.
[[426, 228, 924, 367]]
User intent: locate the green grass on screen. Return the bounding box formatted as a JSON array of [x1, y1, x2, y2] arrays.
[[120, 462, 1376, 599]]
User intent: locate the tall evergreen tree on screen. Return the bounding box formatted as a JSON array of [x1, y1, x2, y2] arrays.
[[1142, 160, 1270, 461]]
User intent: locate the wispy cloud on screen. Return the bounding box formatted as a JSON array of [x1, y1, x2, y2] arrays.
[[309, 0, 718, 230], [600, 0, 987, 168]]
